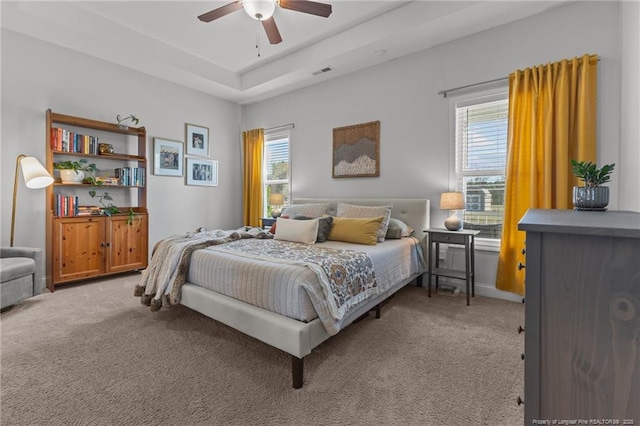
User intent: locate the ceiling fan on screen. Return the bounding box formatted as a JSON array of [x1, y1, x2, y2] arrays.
[[198, 0, 333, 45]]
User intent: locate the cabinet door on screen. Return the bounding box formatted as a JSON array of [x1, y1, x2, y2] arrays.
[[105, 214, 148, 273], [52, 217, 105, 283]]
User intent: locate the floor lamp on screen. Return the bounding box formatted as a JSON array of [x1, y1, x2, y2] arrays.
[[11, 155, 54, 247]]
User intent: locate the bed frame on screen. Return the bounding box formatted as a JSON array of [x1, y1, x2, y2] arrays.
[[180, 198, 430, 388]]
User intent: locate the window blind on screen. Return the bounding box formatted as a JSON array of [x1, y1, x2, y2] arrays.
[[455, 95, 508, 239]]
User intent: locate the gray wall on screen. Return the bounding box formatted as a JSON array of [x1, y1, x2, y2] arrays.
[[241, 1, 631, 300], [1, 29, 242, 252]]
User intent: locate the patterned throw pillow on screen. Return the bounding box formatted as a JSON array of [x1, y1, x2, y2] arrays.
[[385, 218, 414, 239], [336, 202, 392, 243], [291, 214, 334, 243], [281, 203, 329, 218]]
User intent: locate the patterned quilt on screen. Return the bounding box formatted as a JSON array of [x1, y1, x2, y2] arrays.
[[212, 239, 378, 321]]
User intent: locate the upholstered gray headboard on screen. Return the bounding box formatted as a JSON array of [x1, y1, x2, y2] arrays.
[[292, 198, 430, 241]]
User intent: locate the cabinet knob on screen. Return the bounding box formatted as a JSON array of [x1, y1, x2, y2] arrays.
[[517, 325, 524, 334], [521, 248, 526, 255], [517, 396, 524, 406], [520, 353, 525, 361], [517, 262, 526, 270], [100, 242, 105, 247]]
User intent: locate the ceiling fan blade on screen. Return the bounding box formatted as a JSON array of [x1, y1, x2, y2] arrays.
[[198, 1, 243, 22], [262, 17, 283, 44], [279, 0, 332, 18]]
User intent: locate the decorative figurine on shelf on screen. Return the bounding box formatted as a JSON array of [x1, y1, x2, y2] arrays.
[[98, 143, 114, 155], [116, 114, 140, 129]]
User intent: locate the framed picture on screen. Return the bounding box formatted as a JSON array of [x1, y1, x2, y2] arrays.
[[185, 123, 209, 157], [153, 138, 183, 176], [186, 158, 218, 187], [332, 120, 380, 178]]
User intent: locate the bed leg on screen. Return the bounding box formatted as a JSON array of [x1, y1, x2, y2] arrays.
[[417, 274, 423, 287], [375, 304, 381, 319], [292, 356, 304, 389]]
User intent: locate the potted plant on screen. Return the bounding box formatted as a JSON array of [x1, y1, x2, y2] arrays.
[[570, 159, 615, 210], [88, 180, 136, 224], [116, 114, 140, 129], [53, 159, 97, 184]]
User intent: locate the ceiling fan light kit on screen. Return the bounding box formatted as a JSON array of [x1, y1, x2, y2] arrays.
[[243, 0, 276, 21], [198, 0, 332, 46]]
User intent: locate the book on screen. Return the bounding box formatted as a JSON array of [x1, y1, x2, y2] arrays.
[[437, 284, 460, 297]]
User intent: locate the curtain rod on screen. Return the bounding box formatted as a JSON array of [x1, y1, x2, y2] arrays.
[[438, 77, 508, 98], [439, 55, 601, 98], [265, 123, 295, 132]]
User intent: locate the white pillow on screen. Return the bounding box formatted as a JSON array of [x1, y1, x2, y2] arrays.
[[274, 217, 319, 244], [337, 202, 392, 243], [281, 203, 329, 218]]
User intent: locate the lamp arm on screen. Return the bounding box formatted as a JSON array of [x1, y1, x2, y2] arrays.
[[10, 154, 27, 247]]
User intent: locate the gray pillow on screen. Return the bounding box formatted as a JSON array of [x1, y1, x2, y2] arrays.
[[336, 202, 392, 243], [291, 214, 334, 243], [281, 203, 329, 218], [385, 218, 414, 239]]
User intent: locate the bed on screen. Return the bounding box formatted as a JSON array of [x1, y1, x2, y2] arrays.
[[142, 198, 430, 388]]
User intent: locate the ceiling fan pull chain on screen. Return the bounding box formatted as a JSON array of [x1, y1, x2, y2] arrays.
[[256, 22, 261, 57]]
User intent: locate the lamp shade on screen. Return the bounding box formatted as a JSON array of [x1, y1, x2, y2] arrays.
[[243, 0, 275, 20], [20, 156, 53, 188], [440, 192, 465, 210], [269, 193, 284, 205]]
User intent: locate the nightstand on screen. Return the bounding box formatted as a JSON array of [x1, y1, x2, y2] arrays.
[[260, 217, 276, 229], [425, 228, 480, 306]]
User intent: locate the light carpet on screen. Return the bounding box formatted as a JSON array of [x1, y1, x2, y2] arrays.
[[0, 273, 524, 425]]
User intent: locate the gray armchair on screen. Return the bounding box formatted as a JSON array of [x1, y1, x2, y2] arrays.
[[1, 247, 45, 310]]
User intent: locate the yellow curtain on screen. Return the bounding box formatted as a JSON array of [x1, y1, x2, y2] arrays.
[[496, 54, 598, 295], [242, 128, 264, 227]]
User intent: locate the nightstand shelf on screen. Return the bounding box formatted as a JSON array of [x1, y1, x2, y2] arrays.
[[425, 228, 479, 306], [430, 267, 468, 280]]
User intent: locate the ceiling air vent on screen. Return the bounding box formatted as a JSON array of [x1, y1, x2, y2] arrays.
[[312, 67, 333, 76]]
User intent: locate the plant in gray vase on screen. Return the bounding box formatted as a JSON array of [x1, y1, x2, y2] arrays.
[[570, 159, 615, 210]]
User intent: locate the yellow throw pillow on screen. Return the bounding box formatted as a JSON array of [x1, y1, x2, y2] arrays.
[[327, 216, 384, 245]]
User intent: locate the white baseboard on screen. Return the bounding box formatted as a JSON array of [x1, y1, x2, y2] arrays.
[[432, 277, 523, 303]]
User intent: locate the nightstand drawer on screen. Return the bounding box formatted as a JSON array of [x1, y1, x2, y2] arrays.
[[430, 232, 466, 245]]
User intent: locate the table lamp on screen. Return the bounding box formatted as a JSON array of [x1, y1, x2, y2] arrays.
[[440, 191, 465, 231], [11, 155, 54, 246], [269, 193, 284, 218]]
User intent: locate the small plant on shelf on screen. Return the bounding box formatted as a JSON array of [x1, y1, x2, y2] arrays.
[[52, 159, 97, 174], [116, 114, 140, 128], [53, 159, 97, 183], [87, 179, 136, 224]]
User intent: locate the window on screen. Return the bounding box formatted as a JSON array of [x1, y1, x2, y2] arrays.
[[263, 129, 290, 218], [454, 92, 508, 240]]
